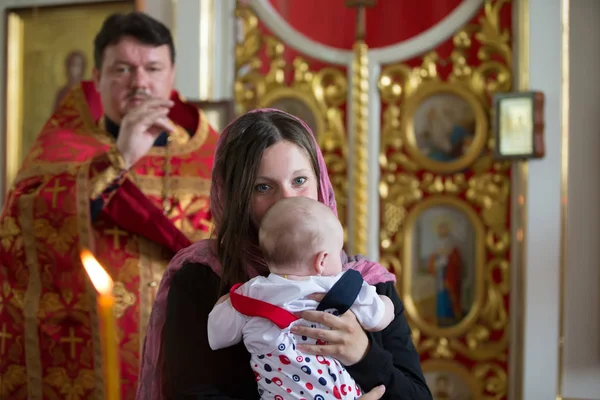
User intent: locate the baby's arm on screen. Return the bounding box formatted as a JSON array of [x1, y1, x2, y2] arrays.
[[369, 294, 395, 332], [207, 295, 246, 350], [349, 282, 395, 332]]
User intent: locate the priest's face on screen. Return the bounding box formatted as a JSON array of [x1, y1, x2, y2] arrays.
[[93, 36, 175, 124]]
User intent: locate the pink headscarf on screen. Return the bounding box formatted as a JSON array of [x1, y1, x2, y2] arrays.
[[137, 109, 395, 399]]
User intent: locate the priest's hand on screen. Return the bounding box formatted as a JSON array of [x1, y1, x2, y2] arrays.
[[358, 386, 386, 399], [291, 307, 370, 367], [116, 98, 175, 169]]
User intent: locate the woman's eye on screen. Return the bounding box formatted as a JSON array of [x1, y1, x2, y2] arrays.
[[255, 184, 270, 193], [293, 177, 307, 186]]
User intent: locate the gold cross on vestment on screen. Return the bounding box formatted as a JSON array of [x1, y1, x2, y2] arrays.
[[104, 226, 128, 250], [44, 180, 67, 208], [345, 0, 378, 41], [60, 327, 83, 359], [0, 323, 13, 354]]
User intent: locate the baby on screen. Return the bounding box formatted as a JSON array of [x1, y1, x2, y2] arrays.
[[207, 197, 394, 399]]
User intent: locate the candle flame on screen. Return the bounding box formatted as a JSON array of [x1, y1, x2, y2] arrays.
[[81, 249, 113, 295]]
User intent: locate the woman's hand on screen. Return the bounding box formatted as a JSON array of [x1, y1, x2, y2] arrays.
[[291, 307, 370, 366], [358, 385, 386, 399]]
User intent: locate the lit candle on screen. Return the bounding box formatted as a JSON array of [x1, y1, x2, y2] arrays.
[[81, 249, 120, 400]]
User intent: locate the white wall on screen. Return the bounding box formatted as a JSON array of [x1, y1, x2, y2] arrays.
[[522, 0, 563, 398], [522, 1, 600, 398], [562, 0, 600, 398]]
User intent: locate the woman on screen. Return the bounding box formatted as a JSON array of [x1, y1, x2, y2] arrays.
[[138, 110, 432, 400]]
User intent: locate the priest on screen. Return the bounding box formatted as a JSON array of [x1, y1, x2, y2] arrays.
[[0, 12, 218, 399]]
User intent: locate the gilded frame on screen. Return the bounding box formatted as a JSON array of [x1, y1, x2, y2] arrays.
[[401, 195, 486, 338], [258, 87, 326, 139], [188, 100, 236, 133], [422, 359, 483, 399], [402, 81, 488, 174]]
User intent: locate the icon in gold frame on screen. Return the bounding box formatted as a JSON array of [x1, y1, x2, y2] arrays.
[[259, 87, 326, 139], [401, 196, 485, 337], [402, 82, 488, 174], [422, 360, 482, 400]]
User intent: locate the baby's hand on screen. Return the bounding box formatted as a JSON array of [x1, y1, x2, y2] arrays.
[[215, 293, 230, 305]]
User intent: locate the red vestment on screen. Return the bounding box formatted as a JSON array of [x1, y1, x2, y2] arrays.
[[0, 81, 218, 399]]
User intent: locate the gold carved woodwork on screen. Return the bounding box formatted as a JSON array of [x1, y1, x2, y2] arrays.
[[346, 0, 376, 256], [234, 2, 349, 242], [378, 0, 512, 397], [351, 41, 369, 255]]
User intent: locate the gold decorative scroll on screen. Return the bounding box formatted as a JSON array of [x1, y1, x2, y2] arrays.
[[234, 2, 349, 243]]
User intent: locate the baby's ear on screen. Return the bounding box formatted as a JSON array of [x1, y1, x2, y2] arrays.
[[314, 251, 328, 275]]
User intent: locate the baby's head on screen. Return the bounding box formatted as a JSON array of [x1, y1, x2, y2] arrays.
[[259, 197, 344, 277]]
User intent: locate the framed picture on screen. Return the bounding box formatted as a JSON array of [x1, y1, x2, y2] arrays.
[[422, 360, 482, 400], [402, 82, 488, 174], [493, 91, 545, 160], [258, 87, 326, 139], [401, 196, 485, 337], [3, 1, 135, 192], [190, 100, 237, 134]]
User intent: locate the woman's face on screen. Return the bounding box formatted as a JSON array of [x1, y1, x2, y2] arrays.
[[251, 140, 319, 224]]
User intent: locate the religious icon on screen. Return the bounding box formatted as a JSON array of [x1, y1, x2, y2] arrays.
[[268, 96, 320, 136], [424, 371, 474, 400], [412, 93, 476, 163], [401, 83, 488, 174], [53, 50, 88, 112], [494, 91, 545, 160], [499, 97, 532, 154], [410, 204, 475, 328]]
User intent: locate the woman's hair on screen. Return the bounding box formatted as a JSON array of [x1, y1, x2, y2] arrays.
[[212, 110, 321, 289]]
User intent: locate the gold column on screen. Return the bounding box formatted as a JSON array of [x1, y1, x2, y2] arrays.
[[351, 42, 369, 255], [346, 0, 376, 255]]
